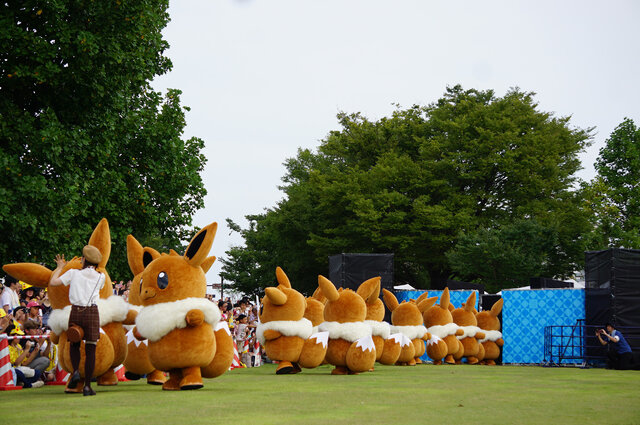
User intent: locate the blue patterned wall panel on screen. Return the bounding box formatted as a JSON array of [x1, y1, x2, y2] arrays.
[[395, 290, 479, 362], [502, 289, 585, 364]]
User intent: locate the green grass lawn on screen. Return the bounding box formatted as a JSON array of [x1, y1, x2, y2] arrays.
[[1, 364, 639, 424]]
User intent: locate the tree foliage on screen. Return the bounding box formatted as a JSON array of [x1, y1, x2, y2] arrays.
[[582, 118, 640, 248], [0, 1, 206, 279], [222, 86, 592, 294]]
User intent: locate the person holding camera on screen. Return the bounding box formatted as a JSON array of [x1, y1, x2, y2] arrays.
[[596, 323, 633, 370]]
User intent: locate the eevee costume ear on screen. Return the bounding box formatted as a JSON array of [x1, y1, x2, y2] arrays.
[[464, 292, 477, 312], [3, 263, 54, 288], [490, 298, 503, 316], [417, 296, 437, 313], [382, 288, 399, 312], [311, 287, 326, 304], [318, 275, 339, 302], [356, 276, 381, 304], [127, 235, 162, 275], [440, 288, 450, 310], [88, 218, 111, 270], [276, 266, 292, 289], [201, 256, 216, 273], [184, 223, 218, 267]]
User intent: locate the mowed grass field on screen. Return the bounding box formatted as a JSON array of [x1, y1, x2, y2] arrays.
[[1, 364, 639, 425]]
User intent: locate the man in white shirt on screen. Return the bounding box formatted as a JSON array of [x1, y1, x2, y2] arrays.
[[49, 245, 105, 396], [1, 276, 21, 314]]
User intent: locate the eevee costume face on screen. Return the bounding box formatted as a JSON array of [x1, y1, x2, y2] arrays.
[[257, 267, 326, 374], [2, 218, 131, 391], [382, 289, 432, 366], [318, 276, 376, 374], [451, 292, 485, 365], [134, 222, 222, 390], [476, 298, 504, 365], [421, 288, 464, 364]]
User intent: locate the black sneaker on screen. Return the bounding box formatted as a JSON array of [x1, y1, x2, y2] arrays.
[[68, 371, 81, 389]]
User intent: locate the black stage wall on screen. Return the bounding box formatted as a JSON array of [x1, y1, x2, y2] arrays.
[[329, 253, 394, 322], [328, 253, 394, 292], [585, 248, 640, 356]]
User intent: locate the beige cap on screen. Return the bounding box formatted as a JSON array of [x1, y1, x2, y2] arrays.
[[82, 245, 102, 265]]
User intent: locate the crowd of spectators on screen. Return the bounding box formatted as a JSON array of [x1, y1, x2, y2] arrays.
[[2, 277, 57, 388], [218, 296, 261, 367]]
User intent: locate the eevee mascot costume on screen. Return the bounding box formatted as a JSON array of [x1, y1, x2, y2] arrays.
[[318, 276, 377, 375], [421, 288, 464, 365], [382, 289, 432, 365], [257, 267, 328, 374], [132, 222, 231, 390], [3, 219, 133, 393], [358, 277, 402, 366], [122, 236, 166, 384], [451, 292, 485, 365], [476, 298, 504, 365]]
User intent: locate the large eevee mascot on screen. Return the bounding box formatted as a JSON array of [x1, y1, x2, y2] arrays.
[[421, 288, 464, 365], [257, 267, 328, 374], [318, 275, 377, 374], [476, 298, 504, 365], [3, 219, 133, 393], [451, 292, 485, 365], [358, 277, 401, 366], [122, 236, 166, 384], [132, 222, 231, 390], [382, 289, 432, 365]]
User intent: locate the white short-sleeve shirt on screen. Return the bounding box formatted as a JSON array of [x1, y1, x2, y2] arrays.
[[59, 268, 106, 306]]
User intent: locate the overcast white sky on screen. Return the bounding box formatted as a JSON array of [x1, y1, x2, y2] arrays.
[[151, 0, 640, 284]]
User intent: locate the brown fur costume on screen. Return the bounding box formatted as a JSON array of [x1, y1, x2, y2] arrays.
[[421, 288, 464, 364], [257, 267, 327, 374], [451, 292, 485, 365], [358, 277, 401, 365], [382, 289, 432, 366], [318, 276, 376, 375], [133, 222, 230, 390], [3, 219, 134, 393], [476, 298, 504, 365]]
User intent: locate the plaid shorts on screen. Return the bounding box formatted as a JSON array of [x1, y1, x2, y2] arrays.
[[69, 304, 100, 342]]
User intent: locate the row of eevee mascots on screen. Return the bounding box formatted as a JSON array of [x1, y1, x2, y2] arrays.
[[3, 218, 504, 390], [258, 267, 504, 375]]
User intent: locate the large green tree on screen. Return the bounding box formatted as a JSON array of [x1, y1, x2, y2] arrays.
[[582, 118, 640, 248], [0, 1, 206, 279], [223, 86, 592, 295]]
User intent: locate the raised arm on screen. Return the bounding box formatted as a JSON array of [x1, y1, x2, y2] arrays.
[[48, 254, 67, 287]]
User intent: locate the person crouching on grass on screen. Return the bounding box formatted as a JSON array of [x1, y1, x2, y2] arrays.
[[49, 245, 105, 396]]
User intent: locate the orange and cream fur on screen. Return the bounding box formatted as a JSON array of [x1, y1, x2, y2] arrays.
[[3, 219, 135, 393], [257, 267, 328, 374], [318, 276, 377, 374]]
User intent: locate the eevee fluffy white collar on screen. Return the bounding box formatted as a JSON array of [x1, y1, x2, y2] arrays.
[[427, 323, 460, 339], [390, 324, 428, 340], [365, 320, 391, 339], [319, 321, 372, 342], [478, 330, 502, 343], [256, 318, 313, 345], [135, 298, 221, 342]]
